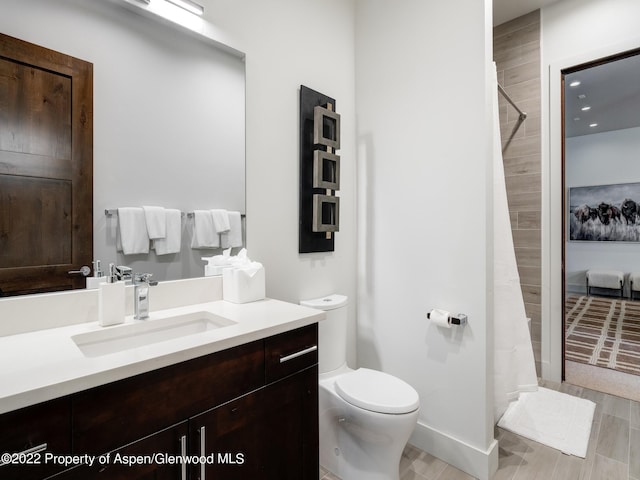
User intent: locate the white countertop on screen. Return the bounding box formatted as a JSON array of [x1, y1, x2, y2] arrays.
[[0, 299, 324, 415]]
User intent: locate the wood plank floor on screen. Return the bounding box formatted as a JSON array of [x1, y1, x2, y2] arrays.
[[320, 380, 640, 480]]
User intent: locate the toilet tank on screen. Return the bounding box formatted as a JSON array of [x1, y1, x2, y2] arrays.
[[300, 294, 348, 374]]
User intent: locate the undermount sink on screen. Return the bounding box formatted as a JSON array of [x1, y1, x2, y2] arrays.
[[72, 311, 236, 357]]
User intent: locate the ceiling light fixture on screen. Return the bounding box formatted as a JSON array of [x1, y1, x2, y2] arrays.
[[589, 123, 598, 128], [581, 106, 591, 111], [569, 81, 581, 87], [165, 0, 204, 15]]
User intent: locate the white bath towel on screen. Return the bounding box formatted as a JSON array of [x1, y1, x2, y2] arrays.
[[153, 209, 182, 255], [117, 207, 150, 255], [191, 210, 220, 248], [210, 209, 231, 233], [142, 206, 166, 239], [221, 211, 243, 248]]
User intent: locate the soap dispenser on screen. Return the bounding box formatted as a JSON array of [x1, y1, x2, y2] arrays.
[[98, 263, 125, 327], [86, 260, 107, 289]]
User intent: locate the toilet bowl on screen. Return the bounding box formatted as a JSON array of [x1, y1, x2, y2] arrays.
[[301, 295, 419, 480]]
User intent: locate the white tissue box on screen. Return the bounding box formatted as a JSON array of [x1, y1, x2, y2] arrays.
[[222, 265, 265, 303], [205, 264, 230, 277]]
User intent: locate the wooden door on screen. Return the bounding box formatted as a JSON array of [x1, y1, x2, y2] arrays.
[[0, 33, 92, 297]]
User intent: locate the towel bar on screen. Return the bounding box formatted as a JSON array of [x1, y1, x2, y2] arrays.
[[186, 212, 246, 218], [105, 209, 185, 217], [105, 209, 245, 219]]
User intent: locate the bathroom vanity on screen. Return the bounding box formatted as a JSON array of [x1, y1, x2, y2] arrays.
[[0, 280, 323, 480]]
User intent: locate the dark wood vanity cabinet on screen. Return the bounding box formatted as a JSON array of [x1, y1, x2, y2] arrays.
[[0, 323, 319, 480]]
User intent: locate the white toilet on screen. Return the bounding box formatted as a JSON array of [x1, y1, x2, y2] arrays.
[[301, 294, 419, 480]]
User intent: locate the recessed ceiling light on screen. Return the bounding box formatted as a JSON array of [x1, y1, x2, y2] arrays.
[[578, 94, 587, 99], [570, 81, 581, 87], [589, 123, 598, 128], [581, 106, 591, 111]]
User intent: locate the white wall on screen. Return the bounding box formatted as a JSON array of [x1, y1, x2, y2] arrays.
[[0, 0, 245, 282], [202, 0, 359, 365], [541, 0, 640, 381], [565, 127, 640, 293], [354, 1, 496, 478]]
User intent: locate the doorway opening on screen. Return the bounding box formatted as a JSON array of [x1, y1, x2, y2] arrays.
[[562, 48, 640, 400]]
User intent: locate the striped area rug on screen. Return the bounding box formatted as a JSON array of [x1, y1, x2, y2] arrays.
[[565, 295, 640, 376]]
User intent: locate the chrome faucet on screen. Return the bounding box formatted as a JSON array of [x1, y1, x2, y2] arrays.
[[114, 265, 133, 283], [133, 273, 158, 320]]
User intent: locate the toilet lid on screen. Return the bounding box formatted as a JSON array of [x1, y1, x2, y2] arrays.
[[335, 368, 419, 414]]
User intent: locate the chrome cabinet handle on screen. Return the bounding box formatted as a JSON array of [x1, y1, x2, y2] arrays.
[[0, 443, 47, 466], [199, 426, 206, 480], [279, 345, 318, 363], [68, 265, 91, 276], [180, 435, 187, 480]]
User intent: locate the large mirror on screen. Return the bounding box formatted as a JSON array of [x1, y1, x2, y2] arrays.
[[562, 49, 640, 391], [0, 0, 246, 291]]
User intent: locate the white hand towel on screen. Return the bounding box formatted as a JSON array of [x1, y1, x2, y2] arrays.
[[210, 209, 230, 233], [221, 211, 243, 248], [153, 209, 182, 255], [142, 206, 166, 239], [191, 210, 220, 248], [117, 207, 150, 255]]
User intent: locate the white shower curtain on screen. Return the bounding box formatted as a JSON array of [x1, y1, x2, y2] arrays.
[[492, 63, 539, 422]]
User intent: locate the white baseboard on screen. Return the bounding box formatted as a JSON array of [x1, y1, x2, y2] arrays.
[[409, 420, 498, 480]]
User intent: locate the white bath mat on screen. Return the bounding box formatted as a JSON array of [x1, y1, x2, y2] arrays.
[[497, 387, 595, 457]]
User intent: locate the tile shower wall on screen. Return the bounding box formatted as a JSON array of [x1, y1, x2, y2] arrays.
[[494, 10, 542, 375]]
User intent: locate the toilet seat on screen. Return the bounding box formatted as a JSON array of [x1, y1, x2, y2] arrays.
[[334, 368, 419, 414]]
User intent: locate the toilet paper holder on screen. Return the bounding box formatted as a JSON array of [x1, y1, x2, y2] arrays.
[[426, 311, 467, 326]]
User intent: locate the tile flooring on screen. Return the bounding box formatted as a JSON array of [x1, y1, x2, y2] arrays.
[[319, 379, 640, 480]]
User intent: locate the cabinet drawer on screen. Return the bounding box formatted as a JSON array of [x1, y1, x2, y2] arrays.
[[0, 397, 71, 480], [265, 323, 318, 384], [72, 339, 264, 455]]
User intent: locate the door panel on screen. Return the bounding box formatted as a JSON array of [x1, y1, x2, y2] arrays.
[[0, 175, 71, 267], [0, 57, 72, 159], [0, 33, 92, 296]]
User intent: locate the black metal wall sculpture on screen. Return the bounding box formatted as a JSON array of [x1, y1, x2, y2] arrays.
[[299, 85, 341, 253]]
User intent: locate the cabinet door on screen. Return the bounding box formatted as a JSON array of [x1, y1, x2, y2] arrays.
[[263, 365, 319, 480], [0, 397, 71, 480], [190, 390, 265, 480], [50, 422, 188, 480]]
